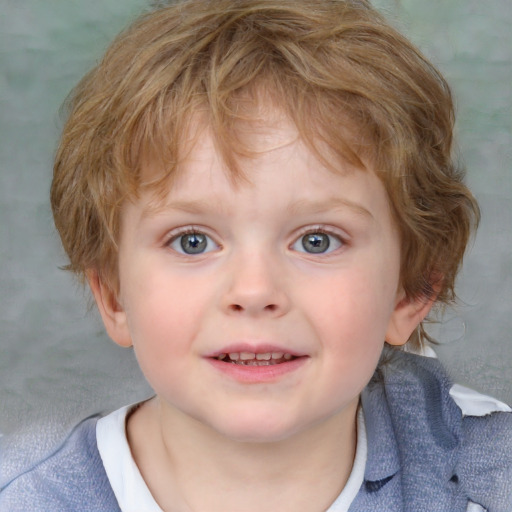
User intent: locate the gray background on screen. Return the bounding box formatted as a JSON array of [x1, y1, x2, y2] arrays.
[[1, 0, 511, 436]]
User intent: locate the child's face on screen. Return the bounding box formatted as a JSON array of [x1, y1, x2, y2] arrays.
[[100, 112, 417, 442]]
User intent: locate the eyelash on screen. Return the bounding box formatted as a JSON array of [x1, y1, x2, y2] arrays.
[[165, 227, 206, 241], [163, 225, 348, 256], [164, 227, 220, 256], [291, 226, 347, 255]]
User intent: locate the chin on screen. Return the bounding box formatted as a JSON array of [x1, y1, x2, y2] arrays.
[[208, 411, 306, 444]]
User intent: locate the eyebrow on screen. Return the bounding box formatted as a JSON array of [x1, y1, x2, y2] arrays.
[[141, 199, 230, 218], [142, 196, 373, 220], [287, 197, 374, 219]]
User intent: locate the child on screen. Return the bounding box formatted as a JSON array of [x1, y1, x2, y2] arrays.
[[1, 0, 511, 510]]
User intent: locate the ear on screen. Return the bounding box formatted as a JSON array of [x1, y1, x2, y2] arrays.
[[385, 290, 436, 347], [87, 270, 133, 348]]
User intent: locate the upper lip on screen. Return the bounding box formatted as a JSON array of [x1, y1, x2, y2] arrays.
[[205, 343, 306, 359]]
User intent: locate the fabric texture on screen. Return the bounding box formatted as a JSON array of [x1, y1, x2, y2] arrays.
[[96, 403, 163, 511], [0, 415, 119, 511], [0, 351, 511, 511], [95, 405, 366, 511], [352, 350, 512, 511]]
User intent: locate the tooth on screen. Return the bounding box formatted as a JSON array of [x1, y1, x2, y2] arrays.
[[271, 352, 284, 360], [229, 353, 240, 361], [240, 352, 256, 361], [217, 353, 226, 360], [256, 353, 272, 360], [284, 354, 292, 360]]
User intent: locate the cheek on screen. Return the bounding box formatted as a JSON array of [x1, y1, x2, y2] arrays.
[[121, 267, 212, 373], [127, 292, 202, 399], [313, 273, 393, 395], [312, 270, 397, 338], [300, 265, 398, 379]]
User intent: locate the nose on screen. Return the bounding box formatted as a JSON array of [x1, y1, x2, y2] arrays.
[[220, 251, 290, 318]]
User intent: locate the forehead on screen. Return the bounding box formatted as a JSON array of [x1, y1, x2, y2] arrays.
[[139, 104, 372, 211], [134, 111, 393, 231]]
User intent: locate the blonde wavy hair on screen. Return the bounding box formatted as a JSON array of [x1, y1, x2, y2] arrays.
[[51, 0, 479, 348]]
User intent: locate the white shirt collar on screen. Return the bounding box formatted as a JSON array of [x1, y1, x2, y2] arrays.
[[96, 403, 367, 512], [97, 403, 163, 512]]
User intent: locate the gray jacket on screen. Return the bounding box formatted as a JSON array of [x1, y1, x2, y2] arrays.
[[1, 351, 511, 511]]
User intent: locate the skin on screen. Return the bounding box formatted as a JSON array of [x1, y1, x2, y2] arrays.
[[90, 111, 432, 511]]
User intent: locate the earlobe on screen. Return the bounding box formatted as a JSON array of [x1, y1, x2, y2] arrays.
[[385, 292, 435, 347], [87, 270, 133, 348]]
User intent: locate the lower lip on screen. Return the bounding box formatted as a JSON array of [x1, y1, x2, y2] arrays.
[[206, 357, 308, 383]]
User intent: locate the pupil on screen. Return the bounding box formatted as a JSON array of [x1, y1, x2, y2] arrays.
[[302, 233, 330, 253], [181, 233, 207, 254]]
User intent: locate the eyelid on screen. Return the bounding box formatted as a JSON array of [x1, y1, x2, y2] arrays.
[[294, 225, 349, 242], [164, 226, 220, 255], [290, 225, 348, 255], [164, 225, 215, 243]]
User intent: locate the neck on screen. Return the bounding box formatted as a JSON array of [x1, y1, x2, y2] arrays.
[[127, 398, 359, 512]]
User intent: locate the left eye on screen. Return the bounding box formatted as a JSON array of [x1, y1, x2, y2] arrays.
[[169, 232, 218, 255], [292, 231, 343, 254]]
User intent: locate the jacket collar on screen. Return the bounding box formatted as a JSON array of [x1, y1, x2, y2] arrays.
[[360, 350, 467, 510]]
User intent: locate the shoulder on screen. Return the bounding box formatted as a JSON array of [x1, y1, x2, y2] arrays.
[[452, 381, 512, 511], [457, 406, 512, 511], [0, 416, 120, 512], [361, 349, 512, 512]]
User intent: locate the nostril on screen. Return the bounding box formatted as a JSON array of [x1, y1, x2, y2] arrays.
[[228, 303, 278, 313]]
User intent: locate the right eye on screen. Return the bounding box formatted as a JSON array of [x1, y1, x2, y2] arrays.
[[291, 230, 343, 255], [168, 231, 218, 255]]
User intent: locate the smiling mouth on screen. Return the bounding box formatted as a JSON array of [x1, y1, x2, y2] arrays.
[[216, 352, 297, 366]]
